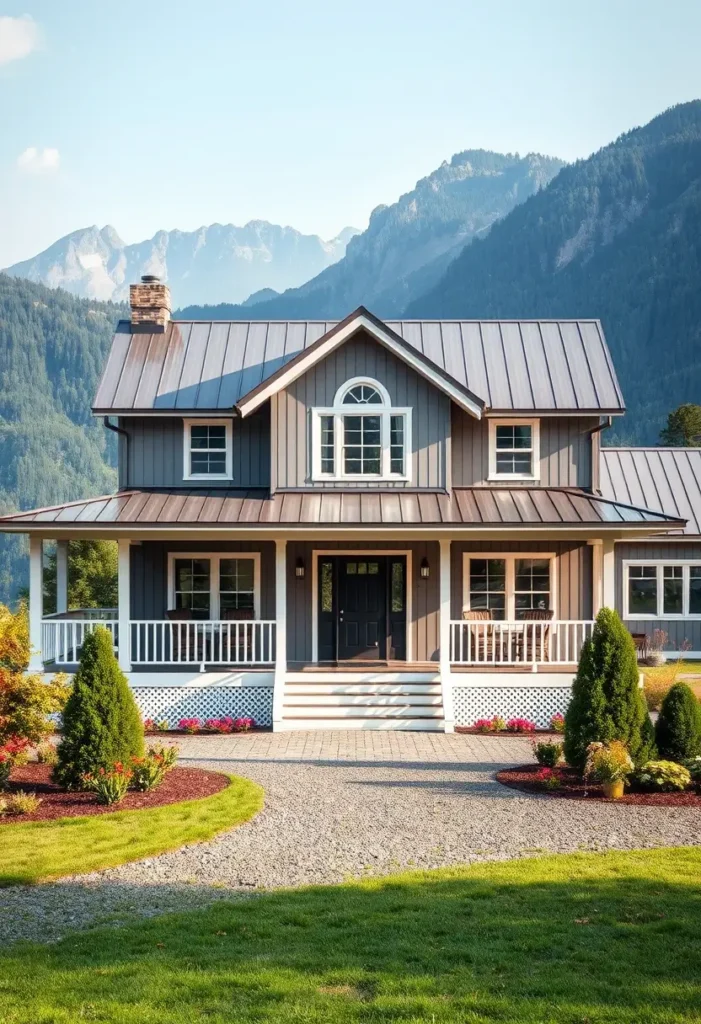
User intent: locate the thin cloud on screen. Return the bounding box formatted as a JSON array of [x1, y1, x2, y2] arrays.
[[0, 15, 39, 66], [17, 147, 60, 173]]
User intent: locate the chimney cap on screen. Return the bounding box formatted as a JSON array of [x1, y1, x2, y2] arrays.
[[140, 274, 161, 284]]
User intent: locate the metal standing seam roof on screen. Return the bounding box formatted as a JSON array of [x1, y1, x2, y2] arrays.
[[92, 315, 626, 415], [600, 447, 701, 536], [0, 487, 682, 530]]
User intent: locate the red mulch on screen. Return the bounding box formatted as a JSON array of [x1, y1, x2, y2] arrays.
[[1, 764, 228, 824], [456, 726, 561, 738], [497, 763, 701, 805]]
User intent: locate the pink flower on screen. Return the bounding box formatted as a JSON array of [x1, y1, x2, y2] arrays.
[[505, 717, 537, 733]]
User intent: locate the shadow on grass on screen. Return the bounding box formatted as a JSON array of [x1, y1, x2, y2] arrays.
[[1, 848, 700, 1022]]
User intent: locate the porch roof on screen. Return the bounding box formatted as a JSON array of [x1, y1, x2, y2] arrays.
[[0, 486, 684, 533]]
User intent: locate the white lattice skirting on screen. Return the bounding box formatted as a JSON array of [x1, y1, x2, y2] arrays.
[[452, 686, 572, 729], [131, 686, 273, 728]]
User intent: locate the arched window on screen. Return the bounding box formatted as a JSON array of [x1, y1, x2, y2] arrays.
[[312, 377, 411, 481]]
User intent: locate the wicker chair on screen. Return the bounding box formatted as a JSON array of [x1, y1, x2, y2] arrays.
[[521, 608, 554, 662], [461, 609, 496, 662]]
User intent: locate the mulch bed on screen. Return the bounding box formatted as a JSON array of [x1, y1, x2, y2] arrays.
[[1, 764, 228, 824], [497, 763, 701, 805], [456, 727, 560, 738], [146, 729, 270, 737]]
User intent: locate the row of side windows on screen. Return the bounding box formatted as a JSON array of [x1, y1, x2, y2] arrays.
[[181, 378, 541, 484]]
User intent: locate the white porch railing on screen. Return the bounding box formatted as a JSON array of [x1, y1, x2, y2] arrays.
[[130, 620, 276, 666], [450, 620, 594, 666], [42, 617, 119, 664]]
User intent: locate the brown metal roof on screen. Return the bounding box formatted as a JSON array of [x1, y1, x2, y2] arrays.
[[93, 312, 625, 415], [601, 447, 701, 536], [0, 487, 681, 531]]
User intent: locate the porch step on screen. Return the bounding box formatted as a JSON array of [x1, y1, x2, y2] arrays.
[[281, 703, 444, 719], [285, 683, 443, 696], [284, 693, 443, 707], [275, 718, 446, 731]]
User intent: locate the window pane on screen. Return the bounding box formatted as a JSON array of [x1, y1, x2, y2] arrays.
[[512, 425, 532, 449], [514, 558, 550, 617], [690, 567, 701, 614], [343, 384, 382, 405], [219, 558, 255, 612], [496, 452, 532, 475], [390, 414, 405, 474], [320, 561, 333, 613], [343, 415, 382, 474], [191, 451, 226, 475], [469, 559, 506, 620], [628, 566, 657, 615], [391, 561, 404, 612], [663, 565, 683, 615], [320, 415, 335, 474], [495, 426, 515, 449], [174, 558, 210, 619]]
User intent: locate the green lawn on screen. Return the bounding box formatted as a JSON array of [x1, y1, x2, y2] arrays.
[[0, 774, 263, 885], [1, 848, 700, 1022]]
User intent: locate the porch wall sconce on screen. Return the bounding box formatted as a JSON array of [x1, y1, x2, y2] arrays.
[[295, 557, 306, 579], [419, 557, 430, 579]]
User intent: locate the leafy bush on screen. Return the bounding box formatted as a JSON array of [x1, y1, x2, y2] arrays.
[[532, 739, 563, 767], [505, 718, 536, 733], [0, 737, 31, 788], [655, 682, 701, 761], [1, 790, 41, 816], [644, 678, 671, 713], [149, 743, 178, 771], [564, 608, 655, 769], [584, 740, 634, 783], [178, 718, 201, 733], [54, 628, 144, 789], [129, 746, 177, 791], [633, 760, 691, 792], [684, 755, 701, 784], [82, 763, 132, 804], [473, 718, 493, 733], [0, 750, 12, 790], [536, 767, 562, 790], [550, 712, 565, 733], [35, 741, 58, 765]]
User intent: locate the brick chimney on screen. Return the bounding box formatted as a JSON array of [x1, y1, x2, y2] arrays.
[[129, 275, 171, 333]]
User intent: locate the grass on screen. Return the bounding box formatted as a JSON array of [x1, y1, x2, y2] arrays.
[[643, 659, 701, 709], [0, 774, 263, 886], [1, 847, 701, 1022]]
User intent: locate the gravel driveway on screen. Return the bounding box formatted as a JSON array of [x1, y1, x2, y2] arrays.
[[2, 730, 700, 944]]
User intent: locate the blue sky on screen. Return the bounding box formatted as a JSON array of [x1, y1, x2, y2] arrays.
[[1, 0, 700, 267]]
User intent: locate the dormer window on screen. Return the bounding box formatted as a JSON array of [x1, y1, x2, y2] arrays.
[[488, 419, 540, 481], [312, 377, 411, 482], [183, 419, 232, 480]]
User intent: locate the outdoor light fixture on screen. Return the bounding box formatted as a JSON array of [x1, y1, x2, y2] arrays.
[[295, 557, 306, 579], [420, 557, 430, 579]]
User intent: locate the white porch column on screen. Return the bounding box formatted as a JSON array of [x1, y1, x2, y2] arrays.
[[439, 539, 454, 733], [56, 540, 69, 615], [117, 538, 132, 672], [602, 538, 615, 612], [273, 539, 287, 729], [28, 536, 44, 671]]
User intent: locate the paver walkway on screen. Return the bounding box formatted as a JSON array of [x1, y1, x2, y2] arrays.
[[3, 731, 700, 945]]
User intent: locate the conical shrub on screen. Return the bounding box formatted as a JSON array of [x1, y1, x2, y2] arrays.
[[54, 626, 144, 788], [564, 607, 655, 769], [655, 681, 701, 761]]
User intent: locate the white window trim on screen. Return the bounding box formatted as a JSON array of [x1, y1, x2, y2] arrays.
[[183, 418, 233, 481], [623, 559, 701, 620], [462, 552, 557, 621], [167, 552, 261, 620], [311, 376, 412, 483], [487, 418, 540, 482]]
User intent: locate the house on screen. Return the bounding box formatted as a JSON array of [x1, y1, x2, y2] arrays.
[[0, 277, 686, 731]]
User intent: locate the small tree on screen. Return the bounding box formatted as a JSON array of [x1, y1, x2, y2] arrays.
[[655, 682, 701, 761], [659, 404, 701, 447], [0, 603, 68, 744], [54, 627, 144, 788], [564, 608, 655, 769], [43, 540, 118, 612]]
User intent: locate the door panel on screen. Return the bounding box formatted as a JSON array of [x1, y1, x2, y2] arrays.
[[338, 558, 387, 660]]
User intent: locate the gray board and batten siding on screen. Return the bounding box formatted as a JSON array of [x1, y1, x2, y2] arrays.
[[451, 409, 598, 489], [272, 333, 450, 490], [94, 319, 626, 415], [117, 408, 270, 490]]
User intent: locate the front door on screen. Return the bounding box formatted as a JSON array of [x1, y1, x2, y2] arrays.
[[338, 557, 387, 660], [317, 555, 407, 662]]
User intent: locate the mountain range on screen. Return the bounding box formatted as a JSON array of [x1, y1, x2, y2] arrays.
[[178, 150, 565, 319], [4, 222, 359, 308]]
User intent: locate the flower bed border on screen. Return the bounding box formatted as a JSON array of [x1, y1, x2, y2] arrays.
[[496, 763, 701, 805]]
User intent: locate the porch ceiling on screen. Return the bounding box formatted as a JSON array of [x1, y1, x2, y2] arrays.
[[0, 486, 684, 538]]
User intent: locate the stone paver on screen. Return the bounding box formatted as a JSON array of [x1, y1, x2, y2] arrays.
[[2, 731, 699, 945]]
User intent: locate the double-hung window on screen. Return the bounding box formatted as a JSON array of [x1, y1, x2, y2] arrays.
[[312, 378, 411, 481], [625, 562, 701, 618], [488, 419, 540, 481], [170, 553, 259, 619], [183, 419, 232, 480], [464, 554, 554, 620]]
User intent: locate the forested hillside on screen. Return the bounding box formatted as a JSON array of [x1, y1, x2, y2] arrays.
[[406, 102, 701, 443], [0, 275, 124, 600]]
